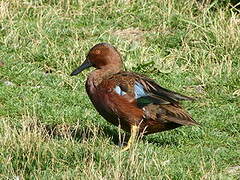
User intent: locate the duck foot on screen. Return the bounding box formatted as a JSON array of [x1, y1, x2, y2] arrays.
[[120, 125, 139, 152]]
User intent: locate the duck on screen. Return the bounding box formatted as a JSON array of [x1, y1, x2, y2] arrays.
[[70, 43, 199, 151]]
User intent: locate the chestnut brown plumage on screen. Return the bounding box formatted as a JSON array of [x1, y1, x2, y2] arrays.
[[71, 43, 199, 151]]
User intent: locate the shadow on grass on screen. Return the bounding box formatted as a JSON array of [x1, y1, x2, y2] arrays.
[[142, 135, 180, 147], [28, 122, 180, 147], [27, 122, 124, 144], [101, 126, 181, 147]]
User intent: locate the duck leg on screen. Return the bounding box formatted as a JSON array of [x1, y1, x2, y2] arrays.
[[121, 125, 139, 152]]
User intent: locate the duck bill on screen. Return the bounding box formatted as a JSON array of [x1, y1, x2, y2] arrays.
[[70, 59, 92, 76]]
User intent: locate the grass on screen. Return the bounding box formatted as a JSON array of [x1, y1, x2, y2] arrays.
[[0, 0, 239, 179]]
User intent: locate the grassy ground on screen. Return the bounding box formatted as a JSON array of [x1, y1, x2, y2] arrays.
[[0, 0, 239, 179]]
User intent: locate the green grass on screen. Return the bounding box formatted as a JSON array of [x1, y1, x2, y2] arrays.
[[0, 0, 239, 179]]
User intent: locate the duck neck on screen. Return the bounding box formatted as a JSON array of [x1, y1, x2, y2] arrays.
[[87, 65, 122, 89]]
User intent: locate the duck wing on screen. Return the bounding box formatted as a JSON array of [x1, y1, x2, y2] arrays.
[[110, 71, 199, 126]]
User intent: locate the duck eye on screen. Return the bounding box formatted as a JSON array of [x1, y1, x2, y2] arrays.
[[94, 50, 101, 55]]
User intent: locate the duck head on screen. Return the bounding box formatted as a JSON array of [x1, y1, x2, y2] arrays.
[[70, 43, 123, 76]]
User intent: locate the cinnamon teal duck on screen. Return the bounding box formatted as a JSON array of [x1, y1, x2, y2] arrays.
[[70, 43, 199, 151]]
